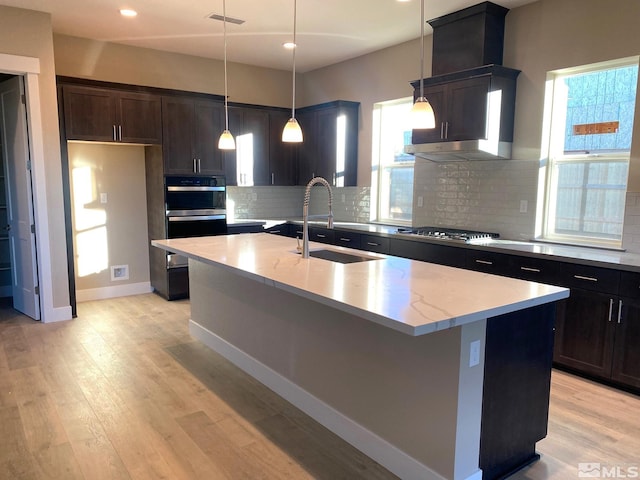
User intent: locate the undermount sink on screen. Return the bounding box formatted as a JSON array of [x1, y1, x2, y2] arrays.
[[307, 249, 380, 264]]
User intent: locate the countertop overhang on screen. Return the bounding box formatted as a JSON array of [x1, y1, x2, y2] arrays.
[[153, 233, 569, 336]]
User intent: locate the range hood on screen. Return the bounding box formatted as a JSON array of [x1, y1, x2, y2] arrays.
[[405, 2, 520, 162], [405, 139, 512, 162]]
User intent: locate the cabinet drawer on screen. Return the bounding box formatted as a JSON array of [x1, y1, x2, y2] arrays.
[[309, 227, 335, 244], [360, 235, 390, 254], [334, 231, 361, 249], [465, 250, 510, 276], [556, 263, 620, 294], [507, 256, 559, 284], [619, 271, 640, 298], [265, 224, 291, 237]]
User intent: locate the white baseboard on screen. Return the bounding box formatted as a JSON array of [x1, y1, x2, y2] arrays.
[[189, 319, 459, 480], [76, 282, 152, 303]]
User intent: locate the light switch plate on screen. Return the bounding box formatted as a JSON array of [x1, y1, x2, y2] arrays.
[[469, 340, 481, 367]]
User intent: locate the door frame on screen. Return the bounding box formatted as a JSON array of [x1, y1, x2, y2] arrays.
[[0, 52, 72, 323]]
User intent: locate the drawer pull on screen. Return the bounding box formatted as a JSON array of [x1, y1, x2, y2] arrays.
[[574, 275, 598, 282], [608, 298, 614, 322], [367, 242, 380, 246], [476, 259, 493, 265], [618, 299, 623, 324], [316, 234, 326, 238], [520, 266, 541, 273], [339, 238, 351, 242], [269, 230, 281, 234]]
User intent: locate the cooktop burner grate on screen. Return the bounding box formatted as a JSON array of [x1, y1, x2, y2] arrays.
[[396, 226, 500, 243]]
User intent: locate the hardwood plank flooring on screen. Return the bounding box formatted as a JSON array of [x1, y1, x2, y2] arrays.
[[0, 294, 638, 479]]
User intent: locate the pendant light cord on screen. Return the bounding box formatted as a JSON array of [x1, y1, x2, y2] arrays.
[[419, 0, 424, 99], [223, 0, 230, 131], [291, 0, 297, 120]]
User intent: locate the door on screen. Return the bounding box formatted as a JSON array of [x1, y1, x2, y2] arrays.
[[612, 296, 640, 388], [0, 76, 40, 320]]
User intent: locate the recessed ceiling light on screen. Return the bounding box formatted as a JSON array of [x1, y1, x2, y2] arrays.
[[283, 42, 296, 50], [120, 9, 138, 17]]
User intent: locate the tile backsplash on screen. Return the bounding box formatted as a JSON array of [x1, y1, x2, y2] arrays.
[[412, 159, 539, 240], [227, 186, 371, 223], [623, 191, 640, 254]]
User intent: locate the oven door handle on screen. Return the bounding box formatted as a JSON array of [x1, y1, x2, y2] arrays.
[[166, 186, 226, 192], [168, 215, 227, 222]]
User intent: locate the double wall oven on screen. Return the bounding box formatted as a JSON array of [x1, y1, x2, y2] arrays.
[[164, 175, 227, 270]]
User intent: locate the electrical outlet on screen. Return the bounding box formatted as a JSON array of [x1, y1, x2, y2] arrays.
[[417, 196, 424, 208], [252, 192, 258, 201], [100, 193, 108, 204], [519, 200, 528, 213], [469, 340, 481, 367], [110, 265, 129, 281]]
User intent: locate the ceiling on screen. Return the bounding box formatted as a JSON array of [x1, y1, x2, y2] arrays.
[[2, 0, 538, 72]]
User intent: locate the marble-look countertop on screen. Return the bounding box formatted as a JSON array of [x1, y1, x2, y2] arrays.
[[152, 233, 568, 336], [233, 218, 640, 271]]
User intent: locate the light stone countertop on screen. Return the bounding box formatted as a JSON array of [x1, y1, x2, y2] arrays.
[[153, 233, 569, 336]]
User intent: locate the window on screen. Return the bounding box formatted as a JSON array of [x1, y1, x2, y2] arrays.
[[541, 58, 638, 247], [372, 98, 414, 223]]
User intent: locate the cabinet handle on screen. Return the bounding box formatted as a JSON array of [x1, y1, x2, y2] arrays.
[[367, 242, 379, 246], [193, 158, 197, 173], [113, 125, 117, 141], [316, 234, 326, 238], [608, 298, 614, 322], [339, 237, 351, 242], [444, 122, 449, 139], [520, 266, 541, 273], [574, 274, 598, 282], [475, 259, 493, 265], [198, 158, 201, 173], [618, 299, 623, 324], [118, 125, 122, 141], [269, 229, 281, 234], [271, 173, 275, 185], [440, 122, 445, 140], [332, 173, 336, 186]]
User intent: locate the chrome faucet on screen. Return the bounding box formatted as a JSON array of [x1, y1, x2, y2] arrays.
[[301, 176, 333, 258]]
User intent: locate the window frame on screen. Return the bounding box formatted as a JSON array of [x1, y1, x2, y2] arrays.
[[540, 57, 639, 249]]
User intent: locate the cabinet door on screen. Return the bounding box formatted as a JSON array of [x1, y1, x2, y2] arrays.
[[117, 92, 162, 144], [296, 110, 316, 185], [62, 85, 118, 142], [612, 297, 640, 388], [243, 108, 270, 185], [411, 84, 446, 144], [269, 111, 296, 186], [553, 288, 617, 379], [446, 76, 490, 141], [162, 97, 197, 175], [193, 100, 224, 175], [315, 108, 338, 185]]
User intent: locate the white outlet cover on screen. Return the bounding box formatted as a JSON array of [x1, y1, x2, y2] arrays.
[[110, 264, 129, 281], [100, 193, 108, 204], [469, 340, 481, 367]]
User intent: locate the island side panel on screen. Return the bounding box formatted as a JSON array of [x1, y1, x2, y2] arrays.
[[188, 260, 486, 480]]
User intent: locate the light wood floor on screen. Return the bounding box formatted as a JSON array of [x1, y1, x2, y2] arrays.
[[0, 294, 638, 479]]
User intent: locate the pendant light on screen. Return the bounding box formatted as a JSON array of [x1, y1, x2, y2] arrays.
[[218, 0, 236, 150], [282, 0, 303, 142], [410, 0, 436, 129]]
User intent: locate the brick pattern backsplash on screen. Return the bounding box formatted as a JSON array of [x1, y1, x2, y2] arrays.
[[227, 186, 371, 223], [412, 159, 539, 240]]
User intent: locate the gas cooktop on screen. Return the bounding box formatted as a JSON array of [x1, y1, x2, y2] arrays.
[[396, 226, 499, 243]]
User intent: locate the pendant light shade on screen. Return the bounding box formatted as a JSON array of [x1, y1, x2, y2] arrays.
[[282, 0, 303, 143], [218, 129, 236, 149], [413, 0, 436, 130], [218, 0, 236, 150]]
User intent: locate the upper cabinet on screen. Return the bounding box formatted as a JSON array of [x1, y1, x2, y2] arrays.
[[62, 84, 162, 144], [162, 96, 225, 175], [296, 100, 359, 187], [411, 65, 520, 146]]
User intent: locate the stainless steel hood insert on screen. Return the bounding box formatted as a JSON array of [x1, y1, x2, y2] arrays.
[[405, 139, 512, 162]]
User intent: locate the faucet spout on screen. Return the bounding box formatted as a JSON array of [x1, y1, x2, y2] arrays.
[[302, 176, 333, 258]]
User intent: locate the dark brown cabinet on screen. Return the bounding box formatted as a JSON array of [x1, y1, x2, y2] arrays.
[[223, 106, 270, 186], [162, 96, 225, 175], [411, 65, 519, 147], [296, 101, 359, 186], [62, 85, 162, 144], [269, 110, 297, 186]]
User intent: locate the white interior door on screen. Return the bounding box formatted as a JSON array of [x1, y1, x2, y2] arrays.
[[0, 76, 40, 320]]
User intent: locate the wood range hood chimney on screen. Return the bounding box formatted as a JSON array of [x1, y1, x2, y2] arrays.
[[428, 1, 510, 76]]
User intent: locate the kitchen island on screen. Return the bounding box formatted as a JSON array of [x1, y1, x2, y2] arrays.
[[152, 233, 569, 480]]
